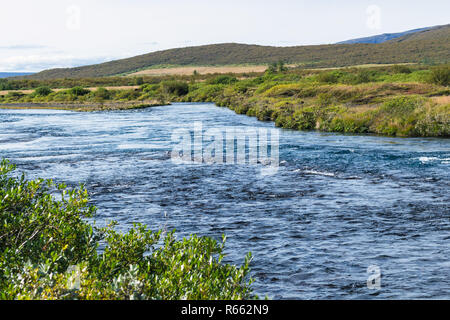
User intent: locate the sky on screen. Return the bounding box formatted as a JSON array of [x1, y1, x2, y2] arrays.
[[1, 0, 449, 72]]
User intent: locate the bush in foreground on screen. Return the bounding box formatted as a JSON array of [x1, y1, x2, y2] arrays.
[[0, 160, 254, 300]]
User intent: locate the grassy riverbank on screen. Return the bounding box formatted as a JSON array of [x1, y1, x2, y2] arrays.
[[0, 160, 255, 300], [179, 65, 449, 137], [1, 64, 449, 136]]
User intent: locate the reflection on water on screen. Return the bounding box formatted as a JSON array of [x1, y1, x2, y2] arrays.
[[1, 103, 449, 299]]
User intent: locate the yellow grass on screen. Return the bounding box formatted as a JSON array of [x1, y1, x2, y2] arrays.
[[128, 65, 269, 77], [431, 95, 450, 105]]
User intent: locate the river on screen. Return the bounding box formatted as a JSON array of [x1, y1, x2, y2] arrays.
[[1, 102, 449, 299]]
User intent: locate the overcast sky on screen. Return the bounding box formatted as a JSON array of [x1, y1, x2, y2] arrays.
[[1, 0, 449, 72]]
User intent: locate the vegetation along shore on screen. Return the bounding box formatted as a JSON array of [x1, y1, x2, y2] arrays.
[[1, 64, 449, 137]]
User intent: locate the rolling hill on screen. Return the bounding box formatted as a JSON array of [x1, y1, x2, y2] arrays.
[[25, 24, 450, 79], [336, 26, 439, 44]]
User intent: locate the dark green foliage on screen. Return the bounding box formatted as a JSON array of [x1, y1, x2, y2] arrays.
[[354, 70, 374, 84], [391, 65, 412, 74], [33, 86, 53, 97], [207, 75, 237, 85], [381, 96, 423, 114], [69, 86, 90, 96], [267, 61, 288, 74], [92, 87, 111, 101], [0, 79, 14, 90], [0, 160, 255, 300], [317, 71, 341, 84], [429, 65, 450, 86], [184, 84, 225, 102], [161, 81, 189, 96], [135, 77, 144, 85]]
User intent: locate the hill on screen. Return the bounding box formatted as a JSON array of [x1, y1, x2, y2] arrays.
[[25, 24, 450, 79], [336, 26, 433, 44], [387, 24, 450, 42]]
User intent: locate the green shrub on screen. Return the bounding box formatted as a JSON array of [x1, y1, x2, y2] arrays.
[[185, 84, 225, 102], [113, 89, 141, 101], [293, 109, 316, 130], [429, 65, 450, 86], [135, 77, 144, 86], [92, 87, 111, 100], [69, 86, 90, 96], [317, 93, 336, 107], [0, 79, 14, 91], [266, 61, 288, 74], [207, 75, 237, 85], [33, 86, 53, 97], [0, 160, 255, 300], [142, 83, 160, 93], [317, 71, 341, 84], [391, 65, 412, 74], [161, 81, 189, 96], [354, 70, 373, 84], [382, 96, 423, 114]]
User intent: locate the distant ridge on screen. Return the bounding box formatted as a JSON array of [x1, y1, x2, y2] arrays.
[[336, 26, 435, 44], [24, 24, 450, 79]]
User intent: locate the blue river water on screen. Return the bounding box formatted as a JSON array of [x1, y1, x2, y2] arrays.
[[0, 103, 449, 299]]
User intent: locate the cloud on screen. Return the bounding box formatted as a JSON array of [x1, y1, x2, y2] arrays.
[[0, 54, 111, 72]]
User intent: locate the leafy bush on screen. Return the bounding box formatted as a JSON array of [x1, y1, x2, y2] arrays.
[[69, 86, 90, 96], [33, 86, 53, 97], [135, 77, 144, 85], [391, 65, 412, 74], [429, 65, 450, 86], [266, 61, 288, 74], [317, 71, 341, 84], [0, 79, 14, 90], [354, 70, 374, 84], [0, 160, 255, 300], [161, 81, 189, 96], [92, 87, 111, 100], [185, 84, 225, 102], [207, 75, 237, 85], [381, 96, 423, 114]]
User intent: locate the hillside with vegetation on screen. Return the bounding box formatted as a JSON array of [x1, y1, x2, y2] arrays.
[[22, 25, 450, 79], [336, 26, 433, 44]]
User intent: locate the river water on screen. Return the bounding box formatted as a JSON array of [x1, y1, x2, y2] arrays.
[[1, 103, 449, 299]]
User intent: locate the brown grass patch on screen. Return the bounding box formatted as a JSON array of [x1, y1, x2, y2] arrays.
[[128, 65, 269, 77], [431, 95, 450, 105]]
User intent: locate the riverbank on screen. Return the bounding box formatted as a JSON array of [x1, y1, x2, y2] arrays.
[[1, 64, 448, 136], [0, 101, 164, 112]]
